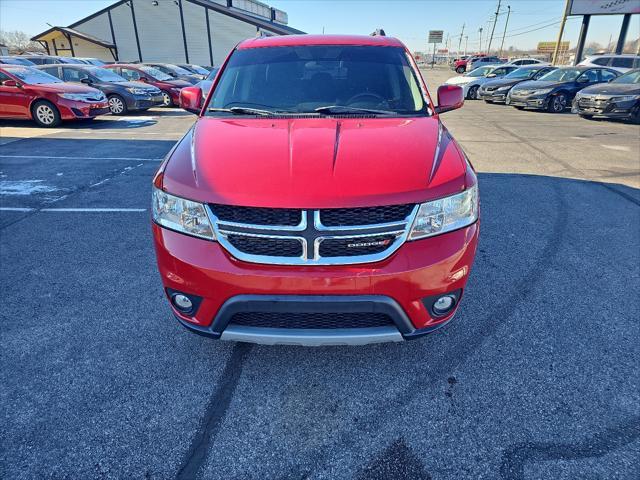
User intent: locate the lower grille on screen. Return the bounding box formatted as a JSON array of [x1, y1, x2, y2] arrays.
[[229, 311, 394, 329]]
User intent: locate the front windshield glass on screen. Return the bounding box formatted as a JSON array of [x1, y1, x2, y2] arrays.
[[505, 68, 537, 79], [189, 64, 210, 75], [467, 66, 494, 77], [613, 70, 640, 84], [89, 67, 126, 82], [166, 64, 193, 75], [205, 67, 220, 80], [7, 66, 62, 84], [538, 68, 581, 82], [207, 45, 427, 116], [140, 66, 172, 81]]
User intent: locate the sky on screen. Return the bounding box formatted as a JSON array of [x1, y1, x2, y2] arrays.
[[0, 0, 638, 53]]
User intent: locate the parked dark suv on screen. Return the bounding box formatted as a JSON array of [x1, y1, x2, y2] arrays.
[[103, 64, 192, 106], [38, 64, 163, 115]]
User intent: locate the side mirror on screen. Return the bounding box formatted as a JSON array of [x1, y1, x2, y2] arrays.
[[435, 84, 464, 114], [80, 78, 92, 85], [180, 86, 202, 114], [577, 77, 588, 83], [486, 73, 497, 78], [2, 79, 19, 87]]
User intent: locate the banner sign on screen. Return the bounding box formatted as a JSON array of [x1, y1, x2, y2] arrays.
[[428, 30, 444, 44], [537, 41, 570, 53], [570, 0, 640, 15]]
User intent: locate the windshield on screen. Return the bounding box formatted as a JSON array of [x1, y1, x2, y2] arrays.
[[165, 64, 193, 75], [89, 67, 126, 82], [208, 45, 427, 116], [613, 70, 640, 84], [140, 66, 172, 81], [538, 68, 581, 82], [6, 66, 62, 84], [505, 68, 538, 79], [188, 64, 210, 75], [467, 66, 494, 77], [1, 57, 36, 66]]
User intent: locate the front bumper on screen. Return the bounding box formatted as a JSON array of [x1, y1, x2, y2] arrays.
[[153, 222, 479, 345], [572, 97, 638, 119], [128, 94, 164, 110], [58, 99, 110, 119], [478, 90, 509, 103], [506, 92, 549, 109]]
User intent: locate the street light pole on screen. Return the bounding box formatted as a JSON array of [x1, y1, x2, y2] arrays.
[[499, 5, 511, 57], [464, 35, 468, 56]]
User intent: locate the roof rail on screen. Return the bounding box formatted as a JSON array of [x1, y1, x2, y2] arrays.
[[371, 29, 386, 36]]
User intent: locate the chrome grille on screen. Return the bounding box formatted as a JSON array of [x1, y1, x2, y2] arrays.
[[208, 205, 418, 265]]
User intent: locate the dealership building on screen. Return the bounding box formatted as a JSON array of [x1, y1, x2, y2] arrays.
[[31, 0, 303, 66]]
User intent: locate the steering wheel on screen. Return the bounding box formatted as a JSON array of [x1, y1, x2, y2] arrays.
[[346, 92, 386, 106]]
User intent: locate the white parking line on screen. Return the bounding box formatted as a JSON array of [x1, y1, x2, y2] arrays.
[[0, 207, 34, 212], [0, 155, 162, 161]]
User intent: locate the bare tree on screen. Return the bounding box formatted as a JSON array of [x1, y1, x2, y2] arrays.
[[0, 30, 45, 54]]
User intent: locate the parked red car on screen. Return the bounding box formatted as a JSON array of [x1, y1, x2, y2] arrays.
[[0, 65, 109, 127], [103, 64, 191, 107], [153, 34, 479, 346], [452, 54, 487, 74]]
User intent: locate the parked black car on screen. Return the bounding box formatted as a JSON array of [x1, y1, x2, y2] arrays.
[[573, 69, 640, 123], [507, 66, 620, 113], [22, 55, 85, 65], [0, 56, 36, 66], [38, 64, 164, 115], [142, 63, 203, 84], [479, 65, 557, 103]]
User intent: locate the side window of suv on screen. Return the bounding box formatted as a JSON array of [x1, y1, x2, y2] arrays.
[[592, 57, 610, 66], [120, 68, 141, 81], [611, 57, 633, 69]]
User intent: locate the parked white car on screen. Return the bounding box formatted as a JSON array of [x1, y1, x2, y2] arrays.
[[446, 64, 519, 99], [578, 54, 640, 74], [507, 58, 549, 66]]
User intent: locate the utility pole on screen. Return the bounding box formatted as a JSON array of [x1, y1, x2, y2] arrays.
[[552, 0, 571, 65], [487, 0, 501, 55], [464, 35, 468, 56], [458, 23, 465, 56], [499, 5, 511, 57], [479, 27, 483, 53]]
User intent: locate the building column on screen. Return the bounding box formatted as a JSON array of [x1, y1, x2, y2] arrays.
[[574, 15, 590, 66]]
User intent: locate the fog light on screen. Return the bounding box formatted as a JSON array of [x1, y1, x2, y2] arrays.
[[172, 294, 193, 311], [433, 295, 455, 315]]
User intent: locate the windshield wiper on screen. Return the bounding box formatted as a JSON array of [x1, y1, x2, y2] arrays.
[[314, 105, 397, 116], [208, 107, 276, 116]]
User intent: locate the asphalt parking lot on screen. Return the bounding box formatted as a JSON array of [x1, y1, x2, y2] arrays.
[[1, 66, 639, 480]]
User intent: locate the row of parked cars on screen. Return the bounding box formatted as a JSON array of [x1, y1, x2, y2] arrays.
[[0, 54, 220, 127], [446, 55, 640, 123]]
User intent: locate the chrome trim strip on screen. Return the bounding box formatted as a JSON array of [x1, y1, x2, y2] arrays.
[[217, 229, 307, 263], [220, 325, 404, 346]]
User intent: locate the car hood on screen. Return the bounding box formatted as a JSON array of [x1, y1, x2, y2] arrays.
[[578, 83, 640, 95], [112, 80, 159, 90], [512, 80, 566, 90], [26, 82, 102, 94], [160, 78, 192, 88], [483, 77, 525, 88], [162, 116, 469, 208], [446, 75, 473, 85]]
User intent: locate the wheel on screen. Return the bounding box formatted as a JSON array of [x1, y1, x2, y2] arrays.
[[456, 66, 465, 74], [467, 85, 479, 100], [578, 113, 593, 120], [161, 91, 173, 107], [31, 100, 61, 128], [631, 105, 640, 125], [547, 93, 567, 113], [108, 94, 128, 115], [514, 106, 525, 110]]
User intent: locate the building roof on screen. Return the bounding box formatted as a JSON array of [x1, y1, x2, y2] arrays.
[[238, 34, 405, 50], [31, 0, 304, 42], [31, 26, 115, 48]]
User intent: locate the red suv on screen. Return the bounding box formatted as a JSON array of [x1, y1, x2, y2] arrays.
[[0, 65, 109, 127], [453, 54, 487, 74], [103, 64, 191, 107], [152, 35, 479, 346]]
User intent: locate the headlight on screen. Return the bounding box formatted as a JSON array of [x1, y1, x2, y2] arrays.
[[610, 95, 639, 102], [59, 93, 100, 102], [496, 85, 511, 92], [531, 88, 553, 95], [409, 185, 478, 240], [152, 187, 215, 240], [126, 87, 148, 95]]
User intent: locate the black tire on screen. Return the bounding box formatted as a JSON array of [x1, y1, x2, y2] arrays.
[[161, 91, 173, 107], [456, 66, 465, 74], [578, 113, 593, 120], [547, 93, 567, 113], [514, 106, 525, 110], [467, 85, 479, 100], [631, 105, 640, 125], [108, 94, 128, 115], [31, 100, 61, 128]]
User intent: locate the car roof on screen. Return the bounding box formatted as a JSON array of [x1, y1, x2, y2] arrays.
[[38, 64, 93, 69], [104, 63, 140, 68], [516, 64, 554, 70], [237, 34, 405, 50]]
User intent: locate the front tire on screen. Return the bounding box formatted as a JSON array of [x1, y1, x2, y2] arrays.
[[31, 100, 61, 128], [467, 85, 479, 100], [514, 106, 525, 110], [161, 91, 173, 107], [456, 66, 465, 74], [547, 93, 567, 113], [108, 94, 128, 115], [631, 105, 640, 125], [578, 113, 593, 120]]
